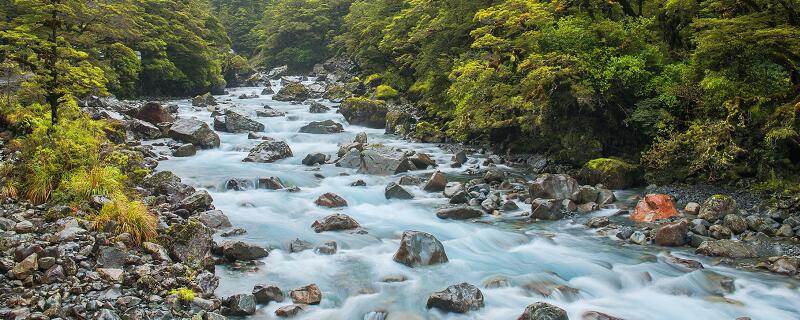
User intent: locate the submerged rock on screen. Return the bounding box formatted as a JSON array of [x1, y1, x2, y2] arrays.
[[311, 214, 360, 232], [436, 206, 483, 220], [302, 153, 328, 166], [243, 138, 293, 163], [518, 302, 568, 320], [426, 283, 484, 313], [393, 230, 448, 267]]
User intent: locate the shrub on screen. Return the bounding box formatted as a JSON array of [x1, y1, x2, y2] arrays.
[[59, 166, 127, 204], [375, 84, 399, 99], [90, 195, 157, 246]]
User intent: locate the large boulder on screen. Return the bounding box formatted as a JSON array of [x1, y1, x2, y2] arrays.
[[178, 190, 214, 213], [311, 214, 360, 233], [135, 101, 174, 125], [392, 230, 448, 267], [695, 239, 758, 259], [423, 171, 447, 192], [289, 284, 321, 305], [531, 199, 563, 220], [299, 120, 344, 134], [578, 158, 640, 189], [517, 302, 569, 320], [141, 171, 195, 204], [191, 93, 217, 107], [253, 284, 284, 304], [529, 174, 579, 201], [226, 294, 256, 316], [309, 102, 330, 113], [385, 182, 414, 200], [168, 118, 221, 149], [654, 220, 688, 246], [129, 119, 163, 140], [273, 83, 309, 102], [436, 207, 483, 220], [339, 97, 388, 128], [302, 153, 328, 166], [198, 210, 232, 229], [166, 219, 214, 270], [223, 110, 265, 133], [426, 283, 484, 313], [221, 240, 269, 261], [630, 194, 680, 222], [314, 193, 348, 208], [698, 195, 737, 222], [267, 65, 288, 79], [359, 145, 415, 175], [243, 138, 293, 163]]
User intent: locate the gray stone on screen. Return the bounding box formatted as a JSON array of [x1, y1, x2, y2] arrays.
[[423, 171, 447, 192], [243, 138, 293, 163], [437, 207, 483, 220], [173, 143, 196, 157], [531, 199, 563, 220], [224, 110, 265, 133], [426, 283, 484, 313], [518, 302, 568, 320], [529, 174, 579, 201], [698, 195, 737, 222], [299, 120, 344, 134], [222, 241, 269, 261], [198, 210, 232, 229], [253, 284, 284, 304], [312, 214, 360, 233], [385, 182, 414, 200], [168, 118, 220, 149], [227, 294, 256, 316], [393, 230, 448, 267]]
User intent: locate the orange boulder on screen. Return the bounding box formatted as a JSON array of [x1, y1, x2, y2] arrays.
[[630, 194, 680, 222]]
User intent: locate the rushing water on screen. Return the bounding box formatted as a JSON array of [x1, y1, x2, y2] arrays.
[[155, 80, 800, 320]]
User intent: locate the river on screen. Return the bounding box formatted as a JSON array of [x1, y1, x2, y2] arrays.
[[155, 80, 800, 319]]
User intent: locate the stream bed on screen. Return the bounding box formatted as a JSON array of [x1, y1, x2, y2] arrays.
[[155, 81, 800, 320]]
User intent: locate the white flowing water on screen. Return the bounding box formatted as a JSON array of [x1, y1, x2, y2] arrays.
[[156, 81, 800, 320]]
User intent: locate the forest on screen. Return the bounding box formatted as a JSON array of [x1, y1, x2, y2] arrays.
[[3, 0, 798, 195], [1, 1, 800, 319]]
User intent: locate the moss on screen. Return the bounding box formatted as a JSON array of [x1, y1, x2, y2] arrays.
[[364, 73, 383, 86], [587, 158, 638, 174], [375, 84, 399, 99], [413, 121, 444, 142], [339, 97, 388, 128], [322, 84, 351, 101], [169, 288, 195, 302], [581, 158, 640, 189]]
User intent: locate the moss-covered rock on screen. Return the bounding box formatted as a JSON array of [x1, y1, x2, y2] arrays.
[[385, 109, 415, 135], [375, 84, 399, 100], [413, 121, 444, 143], [339, 97, 388, 129], [578, 158, 640, 189], [273, 83, 310, 102], [165, 218, 214, 271], [322, 84, 351, 102]]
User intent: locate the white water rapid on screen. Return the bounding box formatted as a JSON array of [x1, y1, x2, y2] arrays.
[[154, 80, 800, 320]]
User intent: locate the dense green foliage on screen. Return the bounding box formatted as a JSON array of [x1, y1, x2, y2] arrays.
[[325, 0, 800, 186], [1, 0, 232, 99], [253, 0, 350, 71]]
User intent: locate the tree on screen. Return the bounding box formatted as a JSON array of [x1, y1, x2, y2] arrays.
[[0, 0, 106, 125]]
